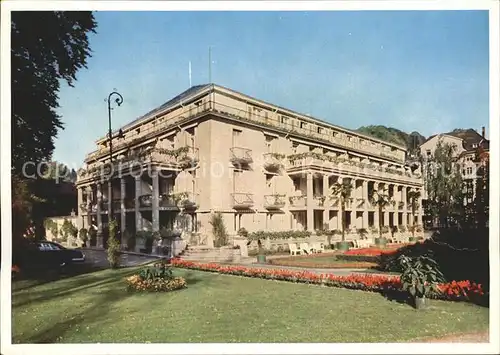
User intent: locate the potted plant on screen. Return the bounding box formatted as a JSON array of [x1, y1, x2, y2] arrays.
[[371, 190, 393, 247], [330, 180, 353, 251], [256, 239, 266, 263], [79, 228, 89, 248], [398, 254, 445, 310]]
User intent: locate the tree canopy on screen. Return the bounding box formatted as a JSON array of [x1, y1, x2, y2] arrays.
[[11, 11, 97, 174], [11, 11, 97, 241], [356, 125, 426, 153]]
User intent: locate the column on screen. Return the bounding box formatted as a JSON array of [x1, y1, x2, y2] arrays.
[[96, 183, 103, 248], [322, 174, 329, 230], [120, 177, 127, 247], [306, 172, 314, 232], [77, 187, 83, 215], [107, 182, 113, 219], [152, 169, 160, 232], [417, 189, 423, 226], [337, 177, 344, 232], [402, 186, 408, 226], [86, 187, 92, 233], [351, 178, 357, 229], [135, 175, 143, 232], [362, 180, 369, 228], [373, 182, 379, 230]]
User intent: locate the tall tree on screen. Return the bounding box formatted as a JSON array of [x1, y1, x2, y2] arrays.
[[330, 179, 353, 242], [424, 139, 464, 228], [11, 11, 97, 239], [474, 146, 489, 229], [11, 11, 97, 174]]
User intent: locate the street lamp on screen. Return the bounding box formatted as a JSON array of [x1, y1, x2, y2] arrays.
[[107, 91, 123, 225]]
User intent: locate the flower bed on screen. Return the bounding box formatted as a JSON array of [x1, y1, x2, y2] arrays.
[[125, 261, 187, 292], [268, 258, 378, 269], [344, 247, 400, 256], [170, 259, 486, 302]]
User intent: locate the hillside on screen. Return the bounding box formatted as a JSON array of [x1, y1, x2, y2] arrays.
[[356, 125, 426, 152]]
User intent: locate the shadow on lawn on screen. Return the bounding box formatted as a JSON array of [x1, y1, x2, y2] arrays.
[[12, 267, 138, 309], [21, 279, 134, 344]]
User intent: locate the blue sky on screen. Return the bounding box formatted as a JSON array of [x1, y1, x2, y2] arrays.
[[54, 10, 490, 167]]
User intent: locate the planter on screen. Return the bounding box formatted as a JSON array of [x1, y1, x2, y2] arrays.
[[336, 241, 351, 251], [414, 296, 426, 310], [374, 237, 388, 247], [256, 254, 267, 263]]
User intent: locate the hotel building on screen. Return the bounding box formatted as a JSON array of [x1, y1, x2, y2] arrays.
[[76, 84, 424, 247]]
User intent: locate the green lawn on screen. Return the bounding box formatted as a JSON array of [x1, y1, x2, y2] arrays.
[[12, 267, 489, 343]]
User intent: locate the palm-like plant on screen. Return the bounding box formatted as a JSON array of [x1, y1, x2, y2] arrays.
[[407, 189, 421, 238], [330, 179, 353, 242], [370, 189, 393, 240]]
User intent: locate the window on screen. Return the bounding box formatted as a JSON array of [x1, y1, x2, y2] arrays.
[[317, 127, 323, 134], [136, 128, 140, 134], [426, 149, 431, 157], [292, 142, 299, 154], [280, 115, 288, 124], [300, 122, 307, 129], [232, 129, 242, 147]]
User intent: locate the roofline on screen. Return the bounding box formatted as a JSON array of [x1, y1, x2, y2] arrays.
[[213, 84, 407, 150], [95, 82, 407, 150]]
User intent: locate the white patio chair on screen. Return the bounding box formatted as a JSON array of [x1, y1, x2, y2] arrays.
[[289, 243, 301, 256], [299, 243, 313, 254], [311, 242, 324, 253]]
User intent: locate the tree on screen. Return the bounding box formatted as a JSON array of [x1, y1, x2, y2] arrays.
[[424, 139, 464, 228], [407, 189, 421, 238], [11, 11, 97, 240], [330, 179, 353, 242], [370, 189, 393, 240], [474, 146, 489, 229]]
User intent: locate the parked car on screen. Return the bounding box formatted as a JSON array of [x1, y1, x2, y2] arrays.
[[13, 240, 86, 270]]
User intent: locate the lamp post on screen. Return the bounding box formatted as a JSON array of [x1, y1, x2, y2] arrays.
[[107, 91, 123, 225]]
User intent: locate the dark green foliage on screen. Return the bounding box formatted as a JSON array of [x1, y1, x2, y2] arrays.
[[209, 213, 228, 247], [356, 125, 426, 152], [11, 11, 97, 174], [399, 254, 445, 298], [138, 262, 174, 281], [378, 228, 489, 289], [107, 219, 120, 269]]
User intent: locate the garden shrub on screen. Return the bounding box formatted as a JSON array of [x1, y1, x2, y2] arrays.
[[247, 230, 311, 241], [126, 261, 186, 292], [210, 212, 228, 247], [78, 228, 88, 246], [378, 228, 489, 290], [107, 219, 120, 269]]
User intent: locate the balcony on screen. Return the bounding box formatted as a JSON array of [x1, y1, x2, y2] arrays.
[[139, 194, 153, 208], [80, 203, 88, 213], [174, 192, 199, 209], [263, 153, 285, 172], [398, 201, 405, 210], [230, 147, 253, 166], [159, 194, 177, 208], [313, 195, 326, 207], [231, 193, 254, 209], [264, 194, 286, 209], [289, 196, 306, 208], [176, 146, 199, 169], [356, 198, 366, 208]]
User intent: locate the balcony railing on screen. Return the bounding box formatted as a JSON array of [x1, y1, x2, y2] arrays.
[[175, 192, 199, 209], [263, 153, 285, 172], [230, 147, 253, 165], [286, 152, 421, 184], [231, 193, 254, 209], [264, 194, 286, 209], [159, 194, 177, 208], [85, 99, 405, 167], [289, 196, 306, 208], [139, 194, 153, 208], [398, 201, 405, 210], [313, 195, 326, 207], [176, 146, 199, 168]]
